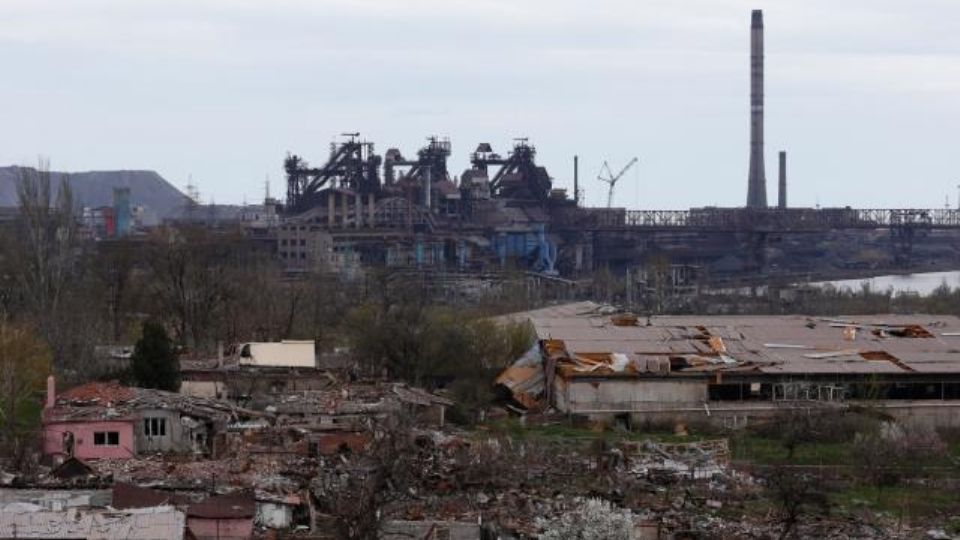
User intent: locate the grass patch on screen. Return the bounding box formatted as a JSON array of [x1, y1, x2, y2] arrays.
[[730, 434, 851, 466], [832, 484, 960, 519], [730, 432, 960, 470], [479, 418, 714, 445], [479, 419, 595, 441]]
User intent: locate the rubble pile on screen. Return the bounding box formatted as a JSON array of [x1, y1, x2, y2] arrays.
[[12, 369, 958, 538], [367, 430, 944, 539]]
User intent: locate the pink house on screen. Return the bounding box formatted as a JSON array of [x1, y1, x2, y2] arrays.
[[42, 378, 138, 460], [41, 377, 241, 461]]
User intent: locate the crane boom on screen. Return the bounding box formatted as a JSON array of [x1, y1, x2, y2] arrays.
[[597, 157, 639, 208], [612, 157, 639, 182]]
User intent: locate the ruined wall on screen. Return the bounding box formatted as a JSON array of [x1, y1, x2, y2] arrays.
[[555, 378, 707, 415], [380, 520, 480, 540], [187, 516, 253, 540], [623, 400, 960, 430], [868, 401, 960, 429], [180, 380, 226, 400], [43, 420, 136, 460], [135, 409, 189, 454]]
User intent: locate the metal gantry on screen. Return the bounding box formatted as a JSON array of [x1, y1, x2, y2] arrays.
[[610, 208, 960, 232]]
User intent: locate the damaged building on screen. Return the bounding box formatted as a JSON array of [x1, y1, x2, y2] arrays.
[[42, 379, 257, 461], [279, 135, 575, 276], [497, 302, 960, 428], [272, 133, 960, 288]]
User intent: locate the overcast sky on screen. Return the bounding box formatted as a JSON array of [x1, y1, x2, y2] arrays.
[[2, 0, 959, 209]]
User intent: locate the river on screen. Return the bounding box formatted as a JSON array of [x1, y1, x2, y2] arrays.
[[811, 270, 960, 295]]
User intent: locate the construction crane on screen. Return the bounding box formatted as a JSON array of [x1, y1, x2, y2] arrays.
[[598, 157, 639, 208]]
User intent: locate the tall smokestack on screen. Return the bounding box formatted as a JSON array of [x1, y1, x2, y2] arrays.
[[746, 9, 768, 208], [573, 155, 579, 206], [778, 151, 787, 209]]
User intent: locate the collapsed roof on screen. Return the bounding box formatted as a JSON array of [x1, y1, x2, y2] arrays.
[[46, 381, 257, 424]]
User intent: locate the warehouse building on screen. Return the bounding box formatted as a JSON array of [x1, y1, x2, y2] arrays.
[[496, 302, 960, 428]]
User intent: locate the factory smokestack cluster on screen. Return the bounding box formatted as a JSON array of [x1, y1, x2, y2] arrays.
[[746, 9, 767, 208]]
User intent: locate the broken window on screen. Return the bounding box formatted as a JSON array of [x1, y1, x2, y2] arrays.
[[93, 431, 120, 446], [144, 417, 166, 437]]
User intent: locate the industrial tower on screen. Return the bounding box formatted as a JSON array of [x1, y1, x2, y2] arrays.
[[746, 9, 768, 208]]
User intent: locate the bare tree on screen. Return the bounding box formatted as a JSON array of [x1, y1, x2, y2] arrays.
[[3, 161, 106, 374], [774, 407, 827, 459], [144, 226, 241, 350], [13, 160, 77, 318], [94, 239, 141, 342], [764, 463, 830, 540]]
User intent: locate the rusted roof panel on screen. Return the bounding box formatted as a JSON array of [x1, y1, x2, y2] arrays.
[[187, 491, 255, 519]]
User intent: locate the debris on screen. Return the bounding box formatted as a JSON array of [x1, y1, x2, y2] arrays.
[[802, 350, 861, 359], [763, 343, 814, 349]]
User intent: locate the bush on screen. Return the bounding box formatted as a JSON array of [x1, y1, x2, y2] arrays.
[[537, 498, 634, 540]]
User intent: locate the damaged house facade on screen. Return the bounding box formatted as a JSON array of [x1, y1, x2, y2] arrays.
[[42, 379, 251, 461], [180, 340, 332, 403], [497, 302, 960, 428]]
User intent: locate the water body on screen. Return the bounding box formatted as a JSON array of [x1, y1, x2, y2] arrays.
[[812, 271, 960, 295]]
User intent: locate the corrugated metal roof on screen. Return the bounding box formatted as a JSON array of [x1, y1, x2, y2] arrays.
[[187, 491, 255, 519], [112, 483, 189, 510], [500, 303, 960, 377]]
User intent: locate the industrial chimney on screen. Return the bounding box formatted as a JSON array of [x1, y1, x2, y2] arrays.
[[746, 9, 768, 208], [778, 151, 787, 209]]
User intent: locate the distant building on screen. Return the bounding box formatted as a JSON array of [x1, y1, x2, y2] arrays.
[[113, 187, 132, 237], [81, 206, 115, 238], [276, 221, 337, 270], [238, 197, 281, 230]]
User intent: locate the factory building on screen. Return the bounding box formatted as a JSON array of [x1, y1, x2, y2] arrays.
[[497, 302, 960, 429], [263, 10, 960, 280]]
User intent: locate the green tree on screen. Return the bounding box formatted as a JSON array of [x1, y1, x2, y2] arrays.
[[131, 321, 180, 391], [0, 321, 51, 444], [344, 294, 535, 424]]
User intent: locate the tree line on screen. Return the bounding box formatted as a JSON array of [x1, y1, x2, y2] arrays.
[[0, 163, 535, 458]]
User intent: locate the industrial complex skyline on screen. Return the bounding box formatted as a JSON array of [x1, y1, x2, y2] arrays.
[[1, 0, 958, 209]]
